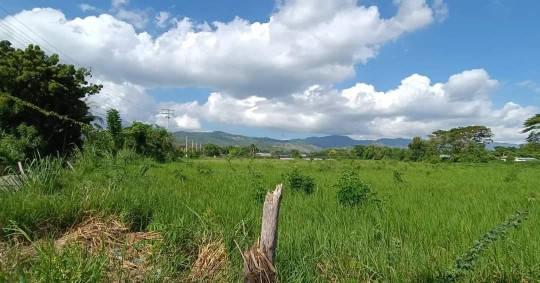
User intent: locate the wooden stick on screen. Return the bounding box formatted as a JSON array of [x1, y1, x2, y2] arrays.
[[260, 184, 283, 265]]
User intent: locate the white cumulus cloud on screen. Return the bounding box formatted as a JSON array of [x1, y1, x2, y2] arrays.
[[156, 69, 536, 143], [0, 0, 440, 97]]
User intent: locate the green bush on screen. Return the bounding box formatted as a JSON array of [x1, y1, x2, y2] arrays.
[[249, 170, 267, 204], [0, 124, 43, 166], [393, 170, 403, 183], [335, 168, 374, 207], [284, 168, 315, 194]]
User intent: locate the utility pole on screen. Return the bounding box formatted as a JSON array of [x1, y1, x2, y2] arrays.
[[185, 136, 188, 157], [160, 109, 174, 130]]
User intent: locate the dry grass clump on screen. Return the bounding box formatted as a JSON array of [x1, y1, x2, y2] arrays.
[[3, 215, 163, 282], [54, 216, 128, 252], [242, 245, 276, 283], [188, 240, 230, 282], [56, 216, 162, 282]]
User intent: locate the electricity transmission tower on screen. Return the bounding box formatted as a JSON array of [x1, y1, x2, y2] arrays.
[[160, 109, 174, 130]]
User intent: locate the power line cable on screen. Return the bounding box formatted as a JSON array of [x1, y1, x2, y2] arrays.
[[0, 5, 86, 68], [0, 6, 154, 114]]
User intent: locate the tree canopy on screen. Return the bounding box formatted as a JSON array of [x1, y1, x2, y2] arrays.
[[521, 114, 540, 144], [0, 40, 101, 162], [429, 125, 493, 154]]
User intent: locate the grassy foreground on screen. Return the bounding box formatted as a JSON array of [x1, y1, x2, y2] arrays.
[[1, 153, 539, 282]]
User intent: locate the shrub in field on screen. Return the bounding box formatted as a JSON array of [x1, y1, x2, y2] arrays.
[[196, 164, 213, 175], [392, 170, 403, 183], [174, 168, 187, 182], [335, 168, 374, 207], [284, 167, 315, 194], [249, 170, 267, 204]]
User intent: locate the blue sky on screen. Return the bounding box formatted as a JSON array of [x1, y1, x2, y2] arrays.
[[0, 0, 538, 142]]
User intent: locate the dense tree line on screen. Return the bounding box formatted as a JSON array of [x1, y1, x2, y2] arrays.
[[85, 109, 178, 162], [0, 41, 177, 166], [0, 41, 101, 166]]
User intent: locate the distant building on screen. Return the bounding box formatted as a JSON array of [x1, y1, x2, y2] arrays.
[[515, 157, 537, 162], [255, 152, 272, 158]]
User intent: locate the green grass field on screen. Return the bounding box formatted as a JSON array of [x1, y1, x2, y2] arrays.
[[1, 155, 539, 282]]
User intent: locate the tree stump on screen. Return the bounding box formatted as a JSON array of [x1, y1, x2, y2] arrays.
[[243, 184, 283, 283]]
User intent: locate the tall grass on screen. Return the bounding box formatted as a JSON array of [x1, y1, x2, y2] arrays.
[[0, 156, 539, 282], [2, 154, 64, 194]]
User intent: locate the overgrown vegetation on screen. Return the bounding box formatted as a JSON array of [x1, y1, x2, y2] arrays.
[[284, 167, 315, 194], [335, 167, 376, 207], [2, 157, 538, 282]]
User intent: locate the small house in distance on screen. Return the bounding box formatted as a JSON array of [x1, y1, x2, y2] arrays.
[[514, 157, 538, 162], [255, 152, 272, 158]]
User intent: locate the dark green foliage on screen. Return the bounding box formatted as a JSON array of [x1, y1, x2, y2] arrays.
[[284, 167, 315, 194], [0, 41, 101, 159], [521, 114, 540, 144], [196, 164, 213, 175], [291, 149, 302, 159], [408, 136, 427, 161], [203, 143, 222, 157], [249, 170, 267, 204], [393, 170, 403, 183], [123, 121, 177, 162], [442, 210, 529, 282], [335, 168, 374, 207], [0, 124, 43, 165], [174, 168, 187, 182], [106, 108, 123, 152]]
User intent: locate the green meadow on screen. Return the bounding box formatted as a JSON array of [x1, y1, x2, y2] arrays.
[[1, 154, 539, 282]]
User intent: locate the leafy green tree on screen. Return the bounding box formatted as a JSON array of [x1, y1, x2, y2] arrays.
[[0, 41, 101, 157], [408, 136, 427, 161], [203, 143, 222, 157], [0, 124, 43, 165], [250, 143, 258, 157], [429, 126, 493, 154], [123, 122, 176, 162], [106, 109, 123, 151], [291, 149, 302, 159], [521, 114, 540, 144]]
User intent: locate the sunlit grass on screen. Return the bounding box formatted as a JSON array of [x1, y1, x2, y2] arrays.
[[1, 157, 539, 282]]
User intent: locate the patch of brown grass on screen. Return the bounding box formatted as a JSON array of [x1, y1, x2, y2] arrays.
[[189, 240, 229, 282], [2, 215, 163, 282], [242, 245, 276, 283]]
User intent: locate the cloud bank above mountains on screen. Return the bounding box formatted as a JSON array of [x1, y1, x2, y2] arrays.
[[0, 0, 536, 142]]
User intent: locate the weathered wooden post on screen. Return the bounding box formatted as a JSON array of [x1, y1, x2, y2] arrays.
[[243, 184, 283, 283]]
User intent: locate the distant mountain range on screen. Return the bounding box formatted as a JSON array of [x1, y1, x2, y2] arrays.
[[172, 131, 520, 152], [172, 131, 396, 152]]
